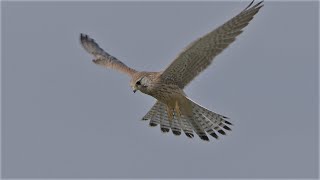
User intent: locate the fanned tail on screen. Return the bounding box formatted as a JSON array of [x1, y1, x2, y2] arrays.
[[142, 99, 232, 141], [143, 101, 194, 137], [187, 98, 232, 141]]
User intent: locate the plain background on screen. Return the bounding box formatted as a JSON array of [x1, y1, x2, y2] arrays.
[[2, 1, 319, 178]]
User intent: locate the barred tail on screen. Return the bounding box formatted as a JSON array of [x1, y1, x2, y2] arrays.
[[142, 99, 232, 141], [187, 98, 232, 141]]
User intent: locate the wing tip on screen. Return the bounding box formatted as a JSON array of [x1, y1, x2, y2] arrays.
[[244, 0, 264, 11], [79, 33, 95, 53], [80, 33, 89, 43]]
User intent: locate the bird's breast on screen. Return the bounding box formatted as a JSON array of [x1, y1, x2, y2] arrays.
[[148, 84, 183, 104]]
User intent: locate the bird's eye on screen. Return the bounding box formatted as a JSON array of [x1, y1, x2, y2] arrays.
[[136, 81, 141, 85]]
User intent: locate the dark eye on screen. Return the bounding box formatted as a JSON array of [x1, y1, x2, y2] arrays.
[[136, 81, 141, 85]]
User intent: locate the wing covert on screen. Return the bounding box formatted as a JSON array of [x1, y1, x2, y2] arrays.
[[160, 1, 263, 88]]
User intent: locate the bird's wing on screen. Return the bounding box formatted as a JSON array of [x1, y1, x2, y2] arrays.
[[80, 34, 137, 77], [160, 0, 263, 88]]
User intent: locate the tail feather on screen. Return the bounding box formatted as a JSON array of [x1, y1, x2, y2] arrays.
[[199, 114, 220, 139], [187, 115, 209, 141], [142, 102, 160, 121], [189, 98, 232, 139], [158, 103, 171, 133], [142, 99, 232, 141], [160, 103, 182, 135], [171, 115, 181, 136], [149, 110, 160, 127], [179, 116, 194, 138]]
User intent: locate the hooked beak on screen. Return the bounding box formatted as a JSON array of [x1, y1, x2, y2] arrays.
[[132, 86, 137, 93]]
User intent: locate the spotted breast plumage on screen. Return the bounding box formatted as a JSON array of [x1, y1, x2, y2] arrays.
[[80, 0, 263, 141]]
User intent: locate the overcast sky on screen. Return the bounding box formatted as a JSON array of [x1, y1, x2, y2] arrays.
[[2, 1, 318, 179]]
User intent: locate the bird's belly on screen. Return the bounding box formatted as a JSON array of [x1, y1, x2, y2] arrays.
[[150, 84, 182, 104], [149, 84, 192, 117]]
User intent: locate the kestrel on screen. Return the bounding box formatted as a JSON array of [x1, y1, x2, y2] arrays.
[[80, 0, 263, 141]]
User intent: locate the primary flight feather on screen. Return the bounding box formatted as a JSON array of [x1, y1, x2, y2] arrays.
[[80, 0, 263, 141]]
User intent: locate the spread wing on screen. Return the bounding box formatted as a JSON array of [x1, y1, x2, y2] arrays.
[[80, 34, 137, 77], [160, 0, 263, 88]]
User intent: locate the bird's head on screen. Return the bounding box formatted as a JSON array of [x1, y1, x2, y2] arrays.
[[130, 73, 151, 94]]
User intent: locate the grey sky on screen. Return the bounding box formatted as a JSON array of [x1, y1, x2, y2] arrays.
[[2, 1, 318, 178]]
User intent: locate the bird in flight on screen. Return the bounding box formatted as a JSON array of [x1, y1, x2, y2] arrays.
[[80, 0, 263, 141]]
